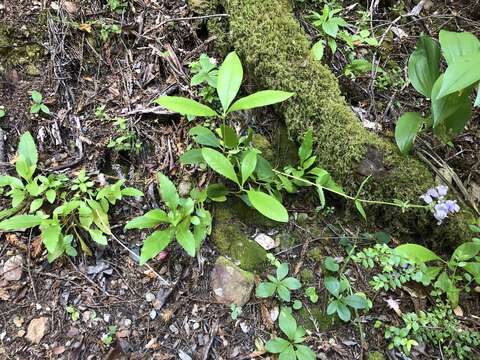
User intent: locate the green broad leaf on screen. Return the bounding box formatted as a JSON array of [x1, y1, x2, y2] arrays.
[[53, 200, 82, 216], [279, 308, 297, 340], [434, 271, 453, 292], [206, 183, 230, 202], [15, 157, 33, 182], [217, 52, 243, 113], [255, 155, 274, 180], [40, 104, 50, 115], [395, 112, 424, 155], [45, 189, 56, 204], [355, 200, 367, 221], [11, 189, 26, 208], [241, 151, 257, 185], [121, 187, 144, 197], [292, 300, 302, 310], [157, 173, 179, 211], [326, 300, 338, 315], [30, 103, 41, 114], [279, 345, 296, 360], [437, 52, 480, 99], [336, 301, 351, 322], [298, 129, 313, 164], [324, 276, 340, 298], [407, 35, 440, 98], [452, 242, 480, 261], [431, 74, 472, 129], [265, 338, 291, 354], [154, 96, 217, 117], [282, 277, 302, 290], [18, 132, 38, 169], [464, 262, 480, 279], [277, 284, 291, 302], [311, 40, 325, 60], [344, 294, 369, 309], [324, 256, 339, 272], [40, 221, 62, 255], [277, 262, 289, 280], [86, 199, 111, 235], [180, 149, 204, 165], [29, 198, 43, 213], [175, 220, 196, 257], [31, 90, 43, 103], [395, 243, 441, 263], [247, 190, 288, 222], [295, 345, 316, 360], [0, 175, 24, 189], [139, 229, 173, 265], [0, 214, 43, 230], [88, 228, 108, 245], [227, 90, 294, 113], [189, 126, 221, 148], [124, 209, 169, 229], [220, 125, 239, 148], [256, 281, 277, 298], [439, 30, 480, 65], [202, 148, 239, 184]]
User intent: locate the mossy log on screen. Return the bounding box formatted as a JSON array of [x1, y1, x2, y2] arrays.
[[220, 0, 472, 245]]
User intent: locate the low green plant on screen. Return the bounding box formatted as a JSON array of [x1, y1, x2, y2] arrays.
[[190, 54, 218, 88], [100, 24, 121, 42], [256, 263, 302, 302], [101, 325, 118, 346], [323, 256, 371, 322], [230, 304, 242, 320], [107, 0, 127, 13], [0, 132, 143, 261], [305, 287, 318, 303], [30, 91, 50, 115], [265, 307, 316, 360], [395, 31, 480, 154], [124, 173, 211, 264], [66, 305, 80, 321], [355, 240, 480, 307], [385, 303, 480, 358], [0, 106, 5, 118], [107, 117, 141, 153]]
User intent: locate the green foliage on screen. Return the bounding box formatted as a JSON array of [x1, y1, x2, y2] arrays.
[[96, 110, 141, 153], [385, 303, 480, 358], [323, 256, 371, 322], [66, 305, 80, 321], [354, 241, 480, 307], [30, 90, 50, 115], [100, 24, 121, 42], [396, 30, 480, 153], [230, 304, 242, 320], [0, 105, 5, 119], [107, 0, 127, 13], [0, 133, 143, 262], [305, 286, 318, 303], [256, 263, 302, 302], [101, 325, 118, 346], [265, 308, 316, 360], [124, 173, 211, 264]]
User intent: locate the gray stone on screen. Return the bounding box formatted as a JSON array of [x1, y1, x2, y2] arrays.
[[210, 257, 254, 306]]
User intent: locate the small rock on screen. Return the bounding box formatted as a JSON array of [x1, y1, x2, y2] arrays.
[[178, 350, 192, 360], [13, 316, 24, 327], [17, 330, 25, 337], [253, 233, 278, 250], [240, 322, 250, 333], [103, 313, 111, 323], [3, 255, 23, 281], [123, 319, 132, 327], [52, 346, 66, 355], [149, 310, 157, 320], [169, 324, 178, 334], [26, 317, 48, 344], [66, 327, 79, 338], [145, 292, 155, 302], [210, 257, 254, 306]]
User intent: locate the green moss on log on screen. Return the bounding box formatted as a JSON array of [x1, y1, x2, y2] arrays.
[[221, 0, 473, 245]]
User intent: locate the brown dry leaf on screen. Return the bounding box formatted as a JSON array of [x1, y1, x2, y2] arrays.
[[385, 297, 402, 317], [453, 305, 464, 317], [31, 236, 43, 258], [0, 287, 10, 301], [5, 234, 27, 251], [53, 346, 66, 355], [78, 23, 92, 33], [260, 304, 275, 330], [63, 1, 77, 13]]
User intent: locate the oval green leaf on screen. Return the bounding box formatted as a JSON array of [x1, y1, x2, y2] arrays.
[[436, 52, 480, 99], [395, 112, 424, 155], [407, 35, 440, 98], [246, 190, 288, 222], [201, 148, 239, 184], [217, 52, 243, 113], [154, 96, 217, 117], [228, 90, 294, 113], [395, 243, 442, 263]]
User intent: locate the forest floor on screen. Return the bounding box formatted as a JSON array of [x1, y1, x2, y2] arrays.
[[0, 0, 479, 359]]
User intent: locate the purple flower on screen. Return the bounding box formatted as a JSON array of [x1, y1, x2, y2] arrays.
[[420, 194, 433, 204], [426, 188, 439, 199], [434, 203, 449, 224], [445, 200, 460, 213], [436, 185, 448, 198]]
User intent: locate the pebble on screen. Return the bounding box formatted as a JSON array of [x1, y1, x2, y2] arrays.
[[169, 324, 178, 334], [123, 319, 132, 327], [149, 310, 157, 320], [145, 292, 155, 302], [103, 314, 111, 323]]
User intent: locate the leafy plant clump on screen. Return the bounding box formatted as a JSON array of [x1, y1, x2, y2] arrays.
[[30, 90, 50, 115], [124, 173, 212, 264], [395, 31, 480, 154], [0, 132, 143, 261], [256, 262, 302, 302]]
